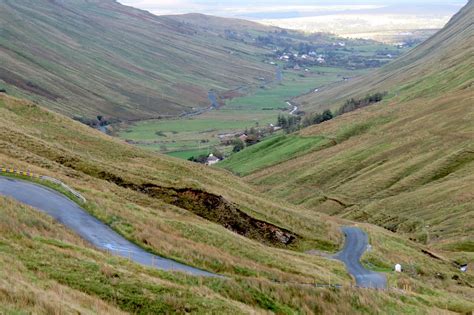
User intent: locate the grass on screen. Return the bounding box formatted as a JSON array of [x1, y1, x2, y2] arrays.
[[0, 2, 472, 312], [0, 0, 275, 120], [227, 68, 368, 111], [219, 134, 330, 176], [120, 118, 266, 141], [1, 196, 472, 314], [167, 149, 213, 160], [233, 2, 474, 258], [0, 91, 473, 312]]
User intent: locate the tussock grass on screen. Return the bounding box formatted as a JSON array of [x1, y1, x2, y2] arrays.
[[242, 2, 474, 251], [2, 196, 459, 314], [0, 1, 275, 120], [1, 93, 472, 312]]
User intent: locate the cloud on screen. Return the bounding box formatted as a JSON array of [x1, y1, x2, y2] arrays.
[[117, 0, 467, 18], [120, 0, 199, 15]]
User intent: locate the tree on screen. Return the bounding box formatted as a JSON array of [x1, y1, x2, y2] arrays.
[[212, 147, 224, 159], [232, 139, 245, 153], [188, 154, 208, 164], [321, 109, 333, 122], [277, 114, 288, 128]]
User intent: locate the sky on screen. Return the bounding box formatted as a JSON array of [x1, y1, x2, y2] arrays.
[[118, 0, 467, 18]]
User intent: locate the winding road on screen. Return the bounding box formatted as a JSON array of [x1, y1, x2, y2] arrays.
[[0, 177, 387, 286], [0, 177, 217, 277], [334, 226, 387, 289]]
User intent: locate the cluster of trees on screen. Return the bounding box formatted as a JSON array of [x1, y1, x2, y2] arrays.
[[275, 92, 386, 133], [277, 114, 302, 133], [277, 110, 333, 133], [256, 35, 294, 48], [302, 109, 334, 127], [232, 139, 245, 152], [73, 115, 113, 128], [232, 127, 266, 152], [337, 92, 387, 115]]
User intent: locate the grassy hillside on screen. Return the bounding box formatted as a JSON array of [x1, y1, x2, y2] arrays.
[[0, 0, 276, 120], [1, 93, 473, 313], [221, 2, 474, 255]]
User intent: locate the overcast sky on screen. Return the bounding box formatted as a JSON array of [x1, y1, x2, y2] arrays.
[[118, 0, 467, 18]]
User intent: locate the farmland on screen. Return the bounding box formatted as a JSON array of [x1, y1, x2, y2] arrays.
[[117, 66, 370, 159]]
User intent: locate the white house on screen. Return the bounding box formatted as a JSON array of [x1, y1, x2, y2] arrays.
[[206, 154, 220, 166]]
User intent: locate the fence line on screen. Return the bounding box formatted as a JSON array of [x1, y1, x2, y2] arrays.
[[1, 167, 41, 179], [1, 167, 86, 203]]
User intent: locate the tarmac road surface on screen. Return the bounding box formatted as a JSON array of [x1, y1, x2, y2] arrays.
[[334, 226, 387, 288], [0, 177, 217, 277]]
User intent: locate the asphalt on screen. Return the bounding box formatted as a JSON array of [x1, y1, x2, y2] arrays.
[[334, 226, 387, 289], [0, 177, 217, 277]]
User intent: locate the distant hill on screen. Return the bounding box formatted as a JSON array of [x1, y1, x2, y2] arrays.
[[167, 13, 277, 33], [0, 0, 276, 120], [220, 1, 474, 253]]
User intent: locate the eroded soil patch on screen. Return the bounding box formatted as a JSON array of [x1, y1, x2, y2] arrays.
[[98, 171, 297, 247]]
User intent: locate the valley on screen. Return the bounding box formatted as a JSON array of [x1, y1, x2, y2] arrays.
[[0, 0, 472, 314], [117, 66, 370, 159], [220, 0, 473, 263], [117, 42, 402, 160]]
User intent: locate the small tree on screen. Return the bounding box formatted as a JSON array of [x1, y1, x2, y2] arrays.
[[232, 139, 245, 152], [212, 147, 224, 159], [321, 109, 333, 122]]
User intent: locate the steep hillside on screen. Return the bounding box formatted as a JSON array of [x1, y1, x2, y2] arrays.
[[220, 2, 474, 254], [295, 0, 474, 113], [0, 0, 274, 120], [1, 93, 473, 313]]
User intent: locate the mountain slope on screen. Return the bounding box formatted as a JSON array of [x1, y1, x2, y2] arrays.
[[0, 0, 274, 120], [1, 93, 473, 313], [0, 95, 472, 314], [295, 0, 474, 113], [221, 2, 474, 253]]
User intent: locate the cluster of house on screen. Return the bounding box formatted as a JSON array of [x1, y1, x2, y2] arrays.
[[278, 51, 326, 65], [218, 132, 249, 145]]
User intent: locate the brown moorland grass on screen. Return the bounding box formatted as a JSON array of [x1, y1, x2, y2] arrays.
[[0, 93, 473, 312], [0, 94, 346, 278], [246, 90, 473, 248], [1, 196, 473, 314], [240, 2, 474, 253], [0, 0, 276, 119]]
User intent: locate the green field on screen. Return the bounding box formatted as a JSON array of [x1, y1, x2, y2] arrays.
[[118, 66, 369, 159], [218, 134, 329, 176], [227, 70, 353, 110]]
